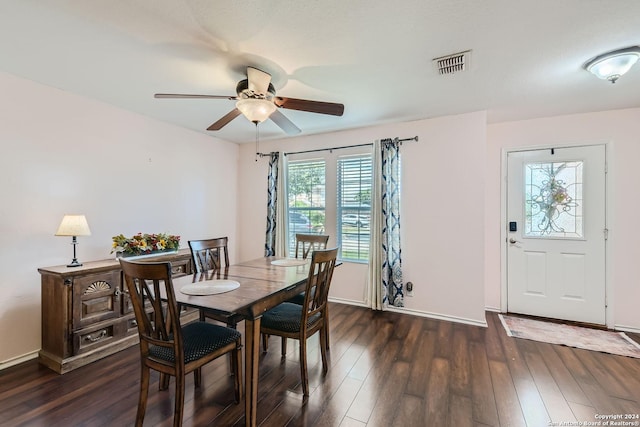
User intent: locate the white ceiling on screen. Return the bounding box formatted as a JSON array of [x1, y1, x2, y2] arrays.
[[1, 1, 639, 143]]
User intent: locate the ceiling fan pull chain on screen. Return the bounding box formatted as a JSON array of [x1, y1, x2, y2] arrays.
[[255, 123, 259, 162]]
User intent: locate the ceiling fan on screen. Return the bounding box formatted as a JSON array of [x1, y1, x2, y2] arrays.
[[154, 66, 344, 135]]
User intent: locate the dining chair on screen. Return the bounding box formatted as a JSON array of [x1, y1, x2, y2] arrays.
[[189, 236, 230, 272], [260, 247, 338, 396], [188, 237, 241, 327], [119, 259, 242, 427], [294, 233, 330, 260], [283, 233, 332, 351], [287, 233, 329, 306]]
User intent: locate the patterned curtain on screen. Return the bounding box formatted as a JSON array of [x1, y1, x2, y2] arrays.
[[264, 152, 279, 256], [367, 138, 404, 308], [381, 138, 403, 306]]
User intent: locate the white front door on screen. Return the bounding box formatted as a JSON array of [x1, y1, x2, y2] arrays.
[[507, 145, 606, 325]]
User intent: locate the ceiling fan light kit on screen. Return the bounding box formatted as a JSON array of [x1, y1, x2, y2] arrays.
[[583, 46, 640, 83], [236, 98, 276, 123], [155, 66, 344, 135]]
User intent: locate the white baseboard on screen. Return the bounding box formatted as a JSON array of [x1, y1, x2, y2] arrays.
[[328, 297, 368, 307], [328, 297, 488, 328], [0, 350, 39, 371], [387, 306, 488, 328], [485, 306, 502, 313], [615, 324, 640, 334]]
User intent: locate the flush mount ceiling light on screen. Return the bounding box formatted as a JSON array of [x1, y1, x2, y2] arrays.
[[583, 46, 640, 83]]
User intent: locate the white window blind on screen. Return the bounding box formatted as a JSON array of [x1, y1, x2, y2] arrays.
[[287, 159, 326, 255], [337, 154, 372, 262]]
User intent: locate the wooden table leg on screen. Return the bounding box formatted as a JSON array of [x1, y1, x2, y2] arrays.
[[244, 316, 261, 427]]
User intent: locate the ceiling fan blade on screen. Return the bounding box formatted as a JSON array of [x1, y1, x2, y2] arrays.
[[270, 109, 301, 135], [247, 67, 271, 96], [274, 97, 344, 116], [155, 93, 236, 100], [207, 108, 242, 131]]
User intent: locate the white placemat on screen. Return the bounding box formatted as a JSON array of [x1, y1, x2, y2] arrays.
[[271, 258, 308, 267], [180, 280, 240, 296]]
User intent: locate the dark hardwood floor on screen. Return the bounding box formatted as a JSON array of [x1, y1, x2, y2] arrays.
[[2, 303, 640, 426]]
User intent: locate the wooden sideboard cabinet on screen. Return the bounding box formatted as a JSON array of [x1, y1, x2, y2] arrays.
[[38, 249, 194, 374]]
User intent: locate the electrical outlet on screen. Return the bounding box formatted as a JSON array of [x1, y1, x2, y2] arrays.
[[406, 281, 414, 297]]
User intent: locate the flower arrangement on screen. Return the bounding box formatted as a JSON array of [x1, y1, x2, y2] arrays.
[[111, 233, 180, 256]]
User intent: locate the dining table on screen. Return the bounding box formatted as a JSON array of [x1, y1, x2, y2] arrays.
[[172, 256, 313, 427]]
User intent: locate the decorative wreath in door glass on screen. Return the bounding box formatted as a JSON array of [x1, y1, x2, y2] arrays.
[[525, 162, 580, 236]]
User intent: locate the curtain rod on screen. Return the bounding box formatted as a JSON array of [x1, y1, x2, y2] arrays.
[[256, 151, 278, 158], [276, 135, 418, 157]]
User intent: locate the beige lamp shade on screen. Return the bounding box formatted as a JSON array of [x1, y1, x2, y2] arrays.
[[55, 215, 92, 236]]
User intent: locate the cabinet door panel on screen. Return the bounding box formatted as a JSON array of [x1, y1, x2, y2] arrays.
[[72, 271, 122, 329]]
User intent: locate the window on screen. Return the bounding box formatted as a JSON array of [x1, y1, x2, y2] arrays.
[[287, 159, 326, 254], [286, 150, 372, 263], [337, 155, 372, 261]]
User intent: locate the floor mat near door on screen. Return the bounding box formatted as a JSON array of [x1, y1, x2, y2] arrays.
[[498, 314, 640, 359]]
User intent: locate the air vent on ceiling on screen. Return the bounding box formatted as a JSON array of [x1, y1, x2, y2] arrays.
[[434, 50, 471, 75]]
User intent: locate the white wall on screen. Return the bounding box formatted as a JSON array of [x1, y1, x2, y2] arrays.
[[7, 67, 635, 371], [0, 72, 239, 365], [237, 111, 488, 326], [6, 67, 635, 370], [486, 108, 640, 331]]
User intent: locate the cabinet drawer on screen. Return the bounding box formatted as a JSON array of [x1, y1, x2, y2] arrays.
[[170, 259, 191, 277], [72, 271, 122, 329], [73, 318, 128, 354]]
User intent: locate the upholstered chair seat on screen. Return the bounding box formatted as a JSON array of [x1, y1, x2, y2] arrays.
[[148, 322, 241, 364]]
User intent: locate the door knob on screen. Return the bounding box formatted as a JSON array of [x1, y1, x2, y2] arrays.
[[509, 238, 520, 244]]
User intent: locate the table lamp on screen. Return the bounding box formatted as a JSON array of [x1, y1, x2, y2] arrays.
[[55, 214, 91, 267]]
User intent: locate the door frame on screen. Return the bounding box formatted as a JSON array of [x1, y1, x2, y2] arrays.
[[500, 141, 612, 327]]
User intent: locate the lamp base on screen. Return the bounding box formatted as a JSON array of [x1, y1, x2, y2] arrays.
[[67, 237, 82, 267], [67, 259, 83, 268]]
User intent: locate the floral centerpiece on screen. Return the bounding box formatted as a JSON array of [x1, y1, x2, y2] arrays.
[[111, 233, 180, 257]]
